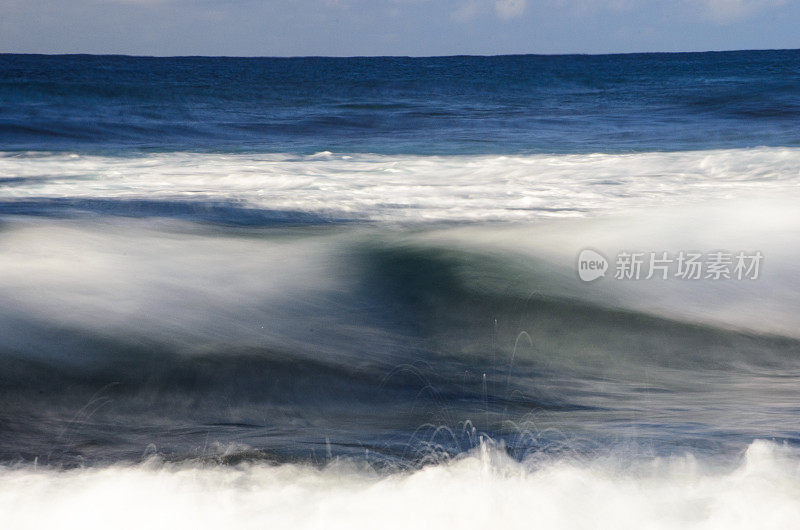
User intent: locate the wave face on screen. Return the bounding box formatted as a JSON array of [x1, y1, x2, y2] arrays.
[[2, 51, 800, 153], [1, 180, 800, 467], [4, 52, 800, 528]]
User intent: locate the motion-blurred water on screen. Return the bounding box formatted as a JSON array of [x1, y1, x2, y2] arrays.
[[2, 51, 800, 529]]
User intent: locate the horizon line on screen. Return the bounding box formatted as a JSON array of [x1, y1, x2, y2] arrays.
[[1, 47, 799, 60]]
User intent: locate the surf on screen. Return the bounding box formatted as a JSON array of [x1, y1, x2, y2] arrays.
[[2, 440, 800, 530]]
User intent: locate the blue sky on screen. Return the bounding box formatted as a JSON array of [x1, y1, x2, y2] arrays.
[[1, 0, 799, 56]]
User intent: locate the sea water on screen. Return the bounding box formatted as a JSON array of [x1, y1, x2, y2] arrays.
[[2, 51, 800, 529]]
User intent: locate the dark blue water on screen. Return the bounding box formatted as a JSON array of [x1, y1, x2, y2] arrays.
[[2, 50, 800, 154]]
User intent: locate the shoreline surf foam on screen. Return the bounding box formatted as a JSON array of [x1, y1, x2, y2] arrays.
[[2, 440, 799, 530]]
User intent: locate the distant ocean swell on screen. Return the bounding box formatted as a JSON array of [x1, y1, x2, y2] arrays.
[[2, 51, 800, 153]]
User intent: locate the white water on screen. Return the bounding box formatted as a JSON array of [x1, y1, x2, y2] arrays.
[[1, 440, 799, 530], [4, 148, 800, 527], [2, 148, 799, 222]]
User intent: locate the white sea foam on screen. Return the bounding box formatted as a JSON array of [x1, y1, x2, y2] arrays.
[[1, 440, 799, 530], [1, 148, 799, 222]]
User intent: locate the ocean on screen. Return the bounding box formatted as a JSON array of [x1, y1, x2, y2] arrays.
[[2, 51, 800, 528]]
